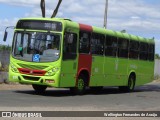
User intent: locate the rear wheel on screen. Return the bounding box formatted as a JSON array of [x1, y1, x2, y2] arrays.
[[32, 84, 47, 93], [70, 75, 86, 95], [119, 75, 135, 92]]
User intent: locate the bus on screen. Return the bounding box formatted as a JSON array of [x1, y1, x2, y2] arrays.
[[4, 18, 155, 94]]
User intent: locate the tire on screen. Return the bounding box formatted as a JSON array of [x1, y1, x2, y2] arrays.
[[128, 75, 135, 91], [70, 75, 86, 95], [119, 75, 135, 92], [32, 84, 47, 93]]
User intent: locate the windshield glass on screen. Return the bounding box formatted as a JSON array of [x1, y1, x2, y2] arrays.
[[12, 32, 61, 62]]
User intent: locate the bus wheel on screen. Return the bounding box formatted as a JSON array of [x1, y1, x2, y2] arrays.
[[70, 75, 86, 95], [128, 75, 135, 91], [119, 75, 135, 92], [32, 84, 47, 93]]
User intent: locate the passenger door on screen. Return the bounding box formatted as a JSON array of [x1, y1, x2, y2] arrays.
[[60, 30, 78, 87]]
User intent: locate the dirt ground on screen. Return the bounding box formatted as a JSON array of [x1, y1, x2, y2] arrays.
[[0, 83, 33, 90]]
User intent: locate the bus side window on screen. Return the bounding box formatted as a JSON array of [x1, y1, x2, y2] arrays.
[[63, 32, 77, 60], [148, 44, 155, 61], [118, 38, 129, 58], [79, 31, 90, 54], [129, 41, 139, 59], [91, 33, 105, 55], [139, 42, 148, 60], [105, 35, 117, 57]]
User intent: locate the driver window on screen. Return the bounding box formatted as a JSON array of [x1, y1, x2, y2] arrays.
[[46, 35, 60, 50], [14, 33, 22, 55]]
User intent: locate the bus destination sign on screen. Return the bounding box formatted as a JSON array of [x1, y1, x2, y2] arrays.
[[16, 20, 62, 31]]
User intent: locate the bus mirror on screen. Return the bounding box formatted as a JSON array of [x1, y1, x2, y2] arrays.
[[3, 31, 8, 42]]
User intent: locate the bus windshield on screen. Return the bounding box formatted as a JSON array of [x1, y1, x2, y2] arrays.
[[12, 31, 61, 62]]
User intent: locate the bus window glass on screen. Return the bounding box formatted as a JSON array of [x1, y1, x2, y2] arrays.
[[148, 44, 154, 61], [79, 31, 90, 54], [129, 41, 139, 59], [105, 36, 117, 57], [12, 32, 61, 62], [14, 33, 22, 56], [118, 38, 129, 58], [139, 42, 148, 60], [63, 32, 77, 60], [91, 33, 105, 55]]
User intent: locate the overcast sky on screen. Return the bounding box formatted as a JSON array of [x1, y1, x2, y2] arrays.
[[0, 0, 160, 54]]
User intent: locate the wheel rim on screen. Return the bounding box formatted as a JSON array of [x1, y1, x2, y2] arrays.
[[77, 79, 84, 91], [128, 77, 134, 90]]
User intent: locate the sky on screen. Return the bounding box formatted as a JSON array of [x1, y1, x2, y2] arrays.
[[0, 0, 160, 54]]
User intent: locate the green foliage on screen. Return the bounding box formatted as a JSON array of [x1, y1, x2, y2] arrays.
[[0, 44, 11, 51], [155, 54, 160, 59]]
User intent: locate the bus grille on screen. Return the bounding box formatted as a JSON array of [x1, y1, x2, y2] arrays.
[[22, 76, 40, 81], [17, 63, 48, 70]]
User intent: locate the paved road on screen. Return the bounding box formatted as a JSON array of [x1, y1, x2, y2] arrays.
[[0, 82, 160, 111], [0, 82, 160, 120]]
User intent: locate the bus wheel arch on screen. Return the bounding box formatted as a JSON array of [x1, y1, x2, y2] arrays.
[[119, 72, 136, 92], [70, 70, 90, 95], [77, 70, 90, 86], [128, 72, 136, 91]]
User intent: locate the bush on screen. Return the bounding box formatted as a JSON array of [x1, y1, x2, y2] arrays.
[[154, 74, 160, 80], [0, 65, 9, 72]]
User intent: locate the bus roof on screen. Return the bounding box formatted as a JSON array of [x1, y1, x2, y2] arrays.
[[17, 17, 155, 44]]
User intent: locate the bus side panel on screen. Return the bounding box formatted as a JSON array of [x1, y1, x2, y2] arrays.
[[77, 54, 92, 86], [136, 60, 154, 86], [127, 59, 139, 85], [128, 60, 154, 86], [117, 58, 129, 86], [103, 57, 120, 86], [60, 60, 77, 87], [90, 56, 105, 86]]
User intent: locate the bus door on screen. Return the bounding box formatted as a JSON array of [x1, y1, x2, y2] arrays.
[[60, 30, 78, 87]]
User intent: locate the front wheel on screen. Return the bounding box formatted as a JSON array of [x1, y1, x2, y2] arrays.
[[32, 84, 47, 93], [70, 75, 86, 95]]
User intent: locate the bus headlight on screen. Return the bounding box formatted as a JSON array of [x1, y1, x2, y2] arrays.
[[45, 67, 59, 76], [11, 63, 18, 73]]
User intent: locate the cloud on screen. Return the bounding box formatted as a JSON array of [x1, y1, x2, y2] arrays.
[[0, 0, 159, 33], [0, 18, 18, 28], [0, 0, 160, 53], [0, 0, 39, 7], [0, 31, 3, 35]]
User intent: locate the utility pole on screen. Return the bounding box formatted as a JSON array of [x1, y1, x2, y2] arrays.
[[103, 0, 108, 29]]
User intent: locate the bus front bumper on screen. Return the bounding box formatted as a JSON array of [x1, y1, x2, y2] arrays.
[[9, 70, 60, 87]]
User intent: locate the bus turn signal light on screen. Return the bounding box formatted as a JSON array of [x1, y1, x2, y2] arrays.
[[45, 79, 55, 83]]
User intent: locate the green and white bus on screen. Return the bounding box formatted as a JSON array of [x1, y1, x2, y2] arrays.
[[4, 18, 155, 94]]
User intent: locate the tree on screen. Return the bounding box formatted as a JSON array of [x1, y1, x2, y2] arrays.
[[155, 54, 160, 59]]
